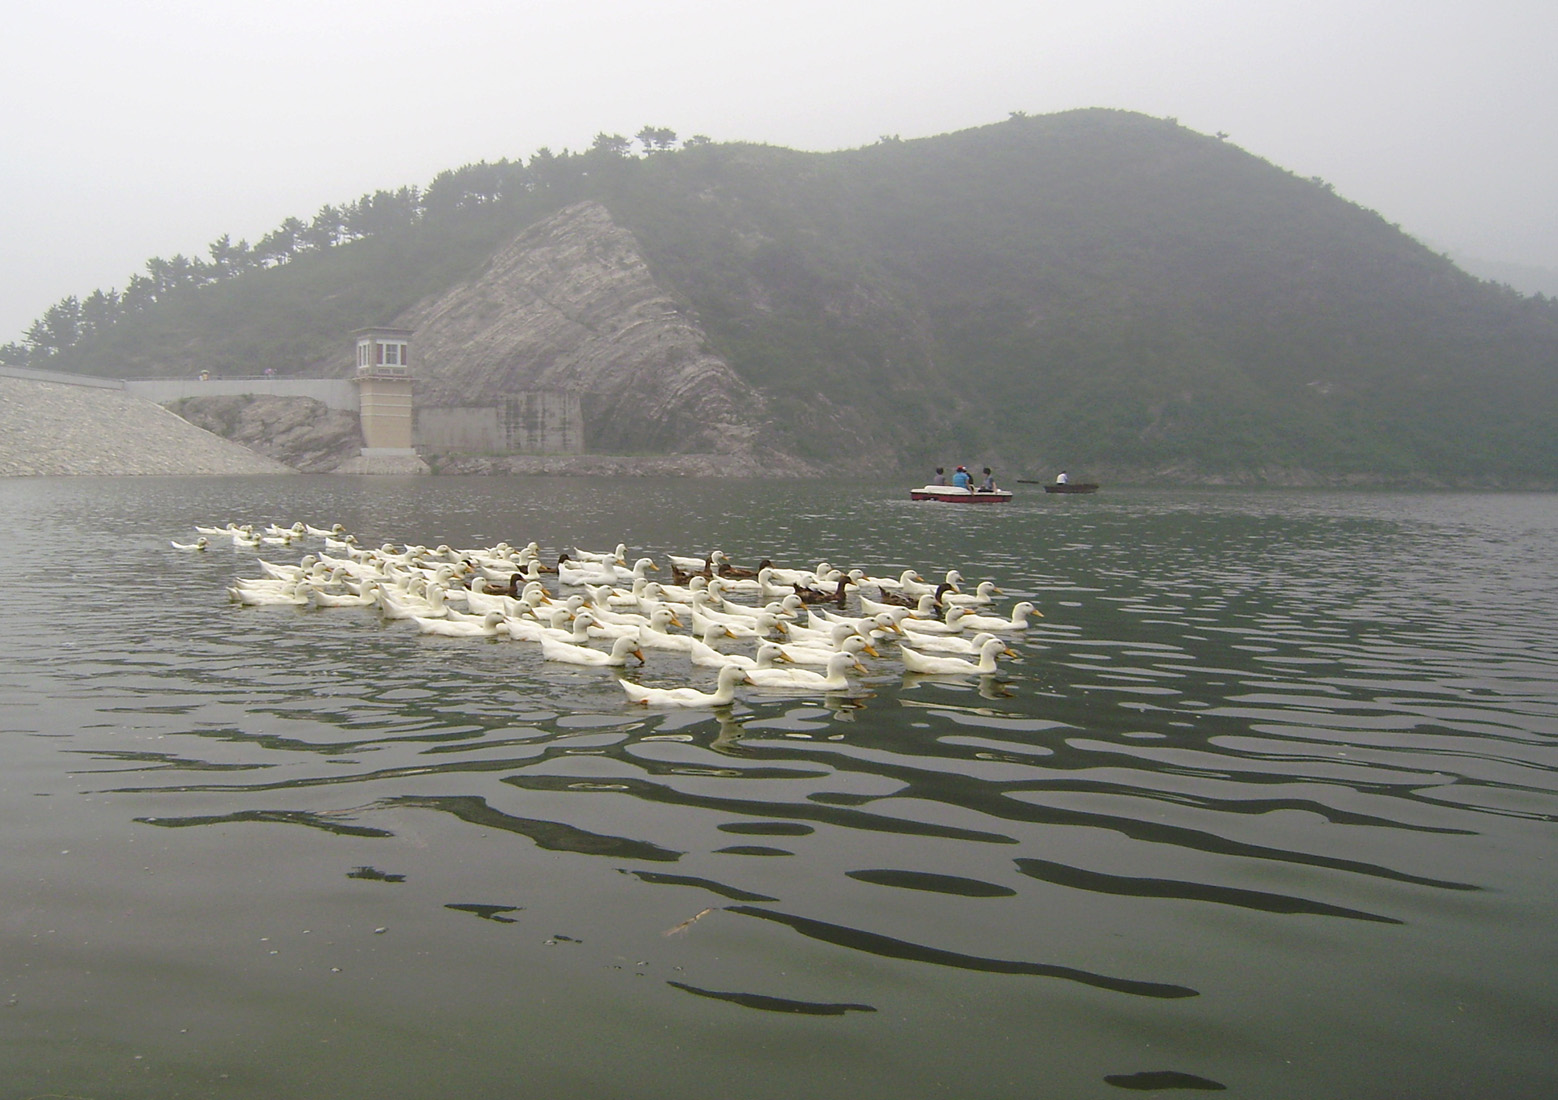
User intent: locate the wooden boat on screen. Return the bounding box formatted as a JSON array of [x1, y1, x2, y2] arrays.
[[1042, 482, 1099, 494], [910, 484, 1014, 504]]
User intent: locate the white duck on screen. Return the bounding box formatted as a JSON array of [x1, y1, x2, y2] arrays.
[[585, 610, 661, 641], [782, 618, 873, 650], [693, 606, 788, 640], [555, 556, 615, 587], [942, 580, 1004, 608], [503, 607, 576, 642], [899, 606, 972, 636], [665, 551, 714, 573], [592, 576, 662, 611], [608, 556, 660, 584], [745, 649, 865, 691], [376, 583, 450, 621], [900, 569, 963, 600], [411, 610, 506, 637], [901, 635, 1016, 675], [570, 542, 629, 565], [864, 568, 926, 592], [227, 580, 314, 607], [560, 556, 656, 588], [540, 633, 646, 666], [956, 601, 1042, 632], [477, 559, 546, 587], [899, 630, 1005, 655], [777, 632, 879, 665], [255, 555, 321, 581], [807, 607, 907, 637], [464, 578, 539, 618], [638, 616, 724, 653], [689, 634, 785, 671], [311, 579, 382, 608], [859, 590, 917, 616], [754, 567, 800, 601], [708, 591, 803, 624], [580, 586, 663, 628], [538, 610, 600, 645], [688, 591, 751, 628], [655, 575, 710, 605], [619, 663, 745, 708], [170, 536, 209, 551]]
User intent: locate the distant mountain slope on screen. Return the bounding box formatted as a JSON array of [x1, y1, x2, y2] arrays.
[[38, 109, 1558, 485], [597, 113, 1558, 482]]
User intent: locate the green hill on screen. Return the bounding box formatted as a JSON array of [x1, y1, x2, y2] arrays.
[[26, 109, 1558, 485]]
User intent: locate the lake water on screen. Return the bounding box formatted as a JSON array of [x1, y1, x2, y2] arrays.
[[1, 476, 1554, 1099]]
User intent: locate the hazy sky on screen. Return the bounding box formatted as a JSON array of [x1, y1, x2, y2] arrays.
[[4, 0, 1555, 342]]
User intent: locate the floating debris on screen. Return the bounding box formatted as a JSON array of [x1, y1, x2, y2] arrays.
[[347, 865, 406, 883], [664, 907, 717, 936]]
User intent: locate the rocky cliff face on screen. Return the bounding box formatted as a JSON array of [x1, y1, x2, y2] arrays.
[[390, 201, 792, 464], [168, 395, 363, 473]]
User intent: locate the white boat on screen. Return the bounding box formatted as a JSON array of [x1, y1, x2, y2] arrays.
[[909, 484, 1013, 504]]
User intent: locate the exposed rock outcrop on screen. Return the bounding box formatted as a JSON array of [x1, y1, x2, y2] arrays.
[[0, 376, 294, 477], [168, 395, 363, 473], [391, 201, 782, 461]]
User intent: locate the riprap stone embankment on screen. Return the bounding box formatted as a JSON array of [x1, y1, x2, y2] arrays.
[[0, 375, 295, 477]]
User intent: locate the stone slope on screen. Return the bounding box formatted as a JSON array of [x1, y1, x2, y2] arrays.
[[0, 376, 294, 477], [169, 395, 363, 473], [394, 201, 777, 459]]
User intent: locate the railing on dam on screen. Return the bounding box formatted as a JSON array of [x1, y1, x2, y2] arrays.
[[1, 364, 126, 390], [2, 365, 359, 412]]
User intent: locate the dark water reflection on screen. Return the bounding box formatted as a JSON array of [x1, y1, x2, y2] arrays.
[[1, 476, 1555, 1099]]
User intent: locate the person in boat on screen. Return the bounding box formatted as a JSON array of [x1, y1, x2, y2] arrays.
[[1055, 470, 1069, 485], [951, 466, 972, 490], [931, 467, 948, 485], [978, 467, 997, 492]]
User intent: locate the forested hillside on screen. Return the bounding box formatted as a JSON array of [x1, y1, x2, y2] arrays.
[[17, 110, 1558, 484]]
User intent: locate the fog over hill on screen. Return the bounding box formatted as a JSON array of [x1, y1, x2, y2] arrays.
[[20, 110, 1558, 486], [1449, 255, 1558, 300]]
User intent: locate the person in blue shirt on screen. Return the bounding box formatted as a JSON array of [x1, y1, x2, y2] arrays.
[[951, 466, 973, 490]]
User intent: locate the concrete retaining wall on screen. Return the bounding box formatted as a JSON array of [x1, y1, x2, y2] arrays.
[[415, 392, 584, 454]]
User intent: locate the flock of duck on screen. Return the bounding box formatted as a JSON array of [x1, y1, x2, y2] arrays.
[[177, 521, 1044, 707]]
